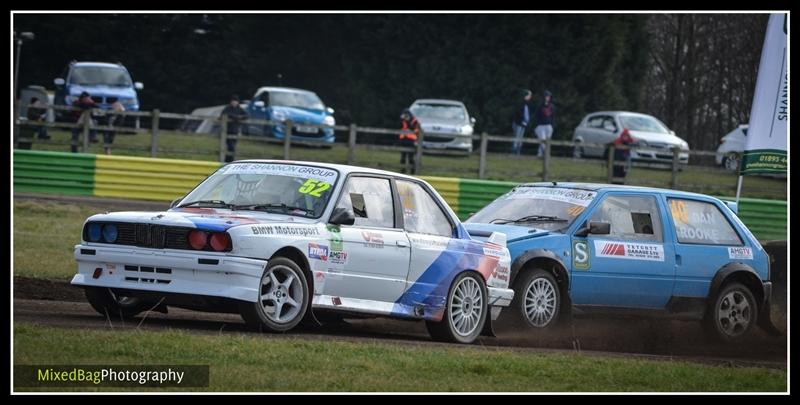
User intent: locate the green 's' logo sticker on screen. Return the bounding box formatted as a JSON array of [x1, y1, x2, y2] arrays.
[[572, 240, 590, 270]]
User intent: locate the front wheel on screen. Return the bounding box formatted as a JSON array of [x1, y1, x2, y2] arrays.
[[572, 140, 584, 159], [512, 269, 561, 329], [84, 287, 148, 319], [240, 257, 309, 332], [426, 272, 487, 344], [705, 282, 757, 342]]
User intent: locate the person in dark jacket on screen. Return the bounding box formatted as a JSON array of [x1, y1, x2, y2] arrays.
[[510, 89, 532, 155], [70, 91, 98, 153], [27, 97, 50, 140], [100, 101, 125, 155], [533, 90, 556, 157], [399, 108, 420, 174], [220, 94, 249, 163]]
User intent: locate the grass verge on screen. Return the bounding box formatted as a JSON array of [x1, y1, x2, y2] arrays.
[[13, 323, 786, 392]]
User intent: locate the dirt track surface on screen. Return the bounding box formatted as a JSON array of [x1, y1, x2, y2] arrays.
[[13, 278, 786, 369]]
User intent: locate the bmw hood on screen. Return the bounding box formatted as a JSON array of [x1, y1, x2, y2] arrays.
[[69, 84, 137, 99], [85, 208, 315, 232], [464, 223, 551, 243]]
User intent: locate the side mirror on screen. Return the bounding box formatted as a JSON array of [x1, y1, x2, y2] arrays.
[[326, 106, 335, 115], [329, 207, 355, 226], [54, 78, 65, 86], [470, 117, 477, 125], [575, 220, 611, 237], [170, 197, 183, 208], [254, 100, 266, 108], [134, 82, 144, 90]]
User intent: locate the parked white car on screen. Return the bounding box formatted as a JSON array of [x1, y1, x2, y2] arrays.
[[716, 125, 748, 171], [410, 99, 476, 153], [572, 111, 690, 164], [71, 160, 513, 344]]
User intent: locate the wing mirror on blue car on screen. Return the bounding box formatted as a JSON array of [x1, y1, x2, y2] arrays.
[[575, 221, 611, 237]]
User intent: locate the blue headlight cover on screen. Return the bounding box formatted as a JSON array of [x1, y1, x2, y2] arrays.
[[87, 223, 102, 242], [102, 224, 118, 243]]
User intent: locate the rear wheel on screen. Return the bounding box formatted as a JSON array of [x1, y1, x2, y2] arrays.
[[705, 282, 757, 342], [512, 269, 561, 329], [572, 140, 584, 159], [240, 257, 309, 332], [84, 287, 148, 319], [426, 272, 487, 344]]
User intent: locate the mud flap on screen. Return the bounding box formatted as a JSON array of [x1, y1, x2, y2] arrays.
[[758, 299, 783, 337], [480, 315, 496, 337]]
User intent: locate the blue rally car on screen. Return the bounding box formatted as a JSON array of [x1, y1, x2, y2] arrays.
[[464, 182, 778, 342], [245, 86, 335, 144]]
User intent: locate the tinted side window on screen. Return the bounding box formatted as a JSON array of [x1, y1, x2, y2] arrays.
[[668, 199, 742, 245], [396, 180, 453, 237], [586, 116, 604, 128], [335, 177, 394, 228], [588, 195, 663, 242]]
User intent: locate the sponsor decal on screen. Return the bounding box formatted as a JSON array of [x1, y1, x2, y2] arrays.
[[491, 265, 510, 282], [308, 243, 329, 261], [251, 225, 274, 235], [675, 226, 722, 242], [361, 230, 384, 248], [220, 163, 338, 182], [572, 240, 590, 270], [728, 246, 753, 260], [506, 187, 596, 207], [313, 271, 325, 295], [328, 250, 349, 265], [409, 236, 448, 248], [251, 225, 320, 237], [593, 240, 665, 262], [332, 296, 342, 306], [326, 224, 343, 251], [297, 179, 332, 198], [483, 244, 507, 257]]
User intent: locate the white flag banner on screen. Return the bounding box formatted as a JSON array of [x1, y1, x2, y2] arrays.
[[741, 13, 788, 174]]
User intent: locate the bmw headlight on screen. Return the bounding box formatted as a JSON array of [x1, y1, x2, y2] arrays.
[[323, 115, 335, 126], [87, 223, 102, 242], [102, 224, 118, 243], [272, 110, 287, 122]]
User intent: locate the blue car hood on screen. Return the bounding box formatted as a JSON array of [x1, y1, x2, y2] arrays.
[[463, 223, 551, 243], [69, 84, 137, 99], [272, 106, 326, 123]]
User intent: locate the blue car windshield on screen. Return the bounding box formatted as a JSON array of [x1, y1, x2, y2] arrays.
[[270, 91, 325, 110], [70, 66, 132, 87], [466, 187, 597, 231]]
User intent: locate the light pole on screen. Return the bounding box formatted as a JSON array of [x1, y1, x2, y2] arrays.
[[13, 31, 35, 99]]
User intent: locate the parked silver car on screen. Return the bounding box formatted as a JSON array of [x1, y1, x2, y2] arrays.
[[572, 111, 690, 164], [409, 99, 476, 153]]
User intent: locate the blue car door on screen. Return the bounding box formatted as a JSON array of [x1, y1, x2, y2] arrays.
[[570, 192, 676, 308]]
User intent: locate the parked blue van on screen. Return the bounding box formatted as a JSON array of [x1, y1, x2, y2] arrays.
[[464, 182, 778, 342], [54, 61, 142, 119], [244, 86, 335, 144]]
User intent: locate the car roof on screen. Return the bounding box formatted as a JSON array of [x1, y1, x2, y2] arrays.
[[255, 86, 316, 95], [515, 182, 722, 200], [411, 99, 466, 106], [71, 62, 126, 69], [584, 111, 660, 119], [229, 159, 424, 181]]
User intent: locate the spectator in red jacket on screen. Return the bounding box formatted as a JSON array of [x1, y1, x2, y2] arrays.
[[399, 108, 420, 174], [70, 91, 98, 153]]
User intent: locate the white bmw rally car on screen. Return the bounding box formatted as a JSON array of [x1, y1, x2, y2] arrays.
[[72, 160, 513, 343]]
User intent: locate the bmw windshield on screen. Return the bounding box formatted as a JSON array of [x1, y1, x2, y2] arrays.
[[466, 186, 597, 231], [178, 163, 339, 218], [70, 66, 132, 87]]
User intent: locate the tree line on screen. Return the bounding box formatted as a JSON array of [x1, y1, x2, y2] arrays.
[[14, 13, 768, 151]]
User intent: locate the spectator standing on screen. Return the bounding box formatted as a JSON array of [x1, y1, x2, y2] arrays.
[[610, 129, 636, 184], [100, 101, 125, 155], [220, 95, 249, 163], [510, 89, 532, 155], [70, 91, 98, 153], [534, 90, 556, 157], [27, 97, 50, 140], [398, 108, 420, 174]]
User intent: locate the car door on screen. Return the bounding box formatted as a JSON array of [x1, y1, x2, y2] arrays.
[[394, 179, 461, 304], [570, 192, 676, 308], [324, 175, 410, 302], [581, 114, 617, 157], [664, 197, 752, 299]]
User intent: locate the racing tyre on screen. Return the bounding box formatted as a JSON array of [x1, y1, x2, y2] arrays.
[[84, 287, 148, 319], [705, 282, 757, 342], [425, 272, 487, 344], [512, 269, 561, 329], [240, 257, 309, 332]]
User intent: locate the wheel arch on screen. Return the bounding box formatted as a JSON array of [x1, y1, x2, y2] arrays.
[[709, 262, 765, 309], [510, 249, 571, 305], [269, 245, 320, 326]]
